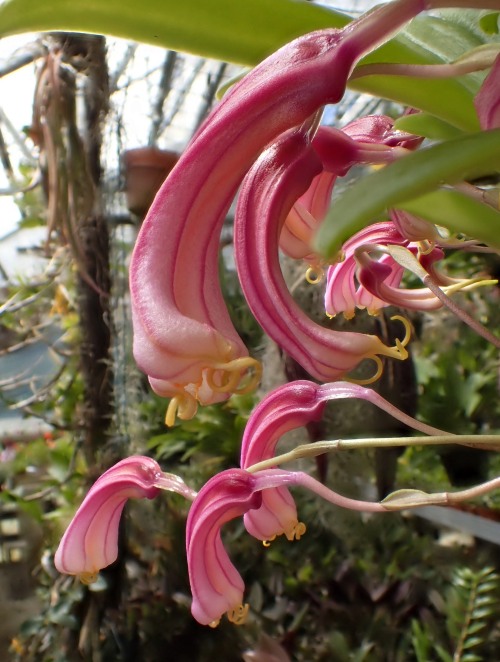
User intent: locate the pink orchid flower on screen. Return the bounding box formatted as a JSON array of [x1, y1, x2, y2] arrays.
[[235, 128, 411, 384], [354, 241, 486, 312], [240, 379, 445, 543], [130, 0, 443, 422], [186, 465, 395, 626], [324, 221, 410, 318], [54, 456, 196, 583], [280, 116, 418, 266], [324, 215, 488, 317]]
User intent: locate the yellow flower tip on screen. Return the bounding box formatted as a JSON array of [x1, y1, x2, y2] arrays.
[[165, 393, 198, 427], [78, 571, 99, 585], [417, 239, 435, 256], [343, 310, 356, 321], [305, 265, 324, 285], [10, 638, 24, 655], [346, 354, 384, 386], [445, 277, 498, 296], [262, 535, 277, 547], [367, 308, 380, 317], [207, 357, 262, 396], [334, 250, 346, 264], [390, 314, 412, 356], [285, 520, 307, 542], [208, 619, 221, 629], [325, 311, 335, 320], [227, 603, 250, 626]]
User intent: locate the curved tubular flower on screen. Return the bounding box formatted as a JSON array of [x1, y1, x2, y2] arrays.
[[324, 221, 410, 318], [234, 129, 410, 384], [130, 0, 429, 419], [280, 117, 417, 265], [186, 469, 262, 627], [355, 242, 489, 312], [188, 464, 418, 626], [240, 379, 446, 541], [55, 456, 196, 583]]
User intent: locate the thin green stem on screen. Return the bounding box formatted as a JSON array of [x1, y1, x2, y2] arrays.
[[246, 434, 500, 473]]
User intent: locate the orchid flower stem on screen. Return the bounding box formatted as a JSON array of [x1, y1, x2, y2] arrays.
[[288, 470, 500, 513], [247, 434, 500, 473], [454, 181, 500, 212], [381, 476, 500, 510], [153, 472, 198, 501], [351, 55, 498, 82], [421, 274, 500, 349], [378, 245, 500, 349], [291, 471, 386, 512]]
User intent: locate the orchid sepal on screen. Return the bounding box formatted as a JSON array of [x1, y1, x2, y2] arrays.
[[54, 456, 195, 582]]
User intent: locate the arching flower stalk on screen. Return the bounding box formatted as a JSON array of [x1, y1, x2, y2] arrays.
[[55, 441, 500, 626], [240, 379, 446, 543], [356, 244, 500, 348]]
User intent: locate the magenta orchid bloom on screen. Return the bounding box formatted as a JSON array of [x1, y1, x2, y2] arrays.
[[324, 221, 410, 318], [324, 216, 488, 317], [186, 465, 394, 627], [130, 0, 443, 422], [54, 456, 196, 583], [240, 379, 445, 542], [280, 116, 417, 267], [235, 128, 411, 384]]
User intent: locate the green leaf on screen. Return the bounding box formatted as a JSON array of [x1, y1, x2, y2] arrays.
[[479, 12, 500, 35], [314, 129, 500, 258], [460, 654, 482, 662], [394, 113, 465, 140], [350, 10, 500, 130], [435, 644, 453, 662], [398, 189, 500, 251], [0, 2, 496, 129], [0, 0, 348, 64]]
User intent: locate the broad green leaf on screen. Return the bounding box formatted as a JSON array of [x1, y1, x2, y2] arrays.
[[397, 190, 500, 251], [314, 129, 500, 258], [394, 113, 465, 140], [0, 2, 497, 129], [350, 10, 500, 130], [0, 0, 348, 63], [479, 11, 500, 34]]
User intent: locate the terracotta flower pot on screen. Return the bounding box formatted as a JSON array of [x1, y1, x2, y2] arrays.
[[123, 147, 179, 218]]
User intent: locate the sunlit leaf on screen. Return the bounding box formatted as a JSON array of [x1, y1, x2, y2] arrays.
[[0, 0, 348, 63], [394, 113, 465, 140], [0, 3, 497, 129], [314, 129, 500, 258], [397, 190, 500, 251]]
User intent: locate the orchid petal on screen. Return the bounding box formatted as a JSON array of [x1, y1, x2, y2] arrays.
[[186, 469, 262, 626], [55, 457, 165, 581], [235, 130, 411, 383], [280, 118, 419, 263]]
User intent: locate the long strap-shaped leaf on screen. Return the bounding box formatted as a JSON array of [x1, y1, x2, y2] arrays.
[[314, 128, 500, 257], [0, 0, 347, 63], [1, 2, 498, 129]]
